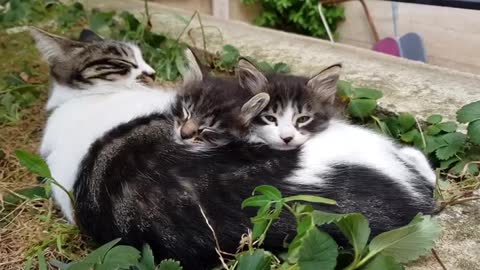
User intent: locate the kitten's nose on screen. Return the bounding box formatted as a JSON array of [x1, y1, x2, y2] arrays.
[[180, 120, 197, 139], [282, 136, 293, 144], [137, 71, 156, 85]]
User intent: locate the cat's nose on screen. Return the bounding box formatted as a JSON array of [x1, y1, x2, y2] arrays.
[[282, 136, 293, 144], [180, 120, 197, 139], [137, 71, 156, 85]]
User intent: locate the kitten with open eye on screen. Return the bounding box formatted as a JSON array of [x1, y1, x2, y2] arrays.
[[236, 58, 340, 150]]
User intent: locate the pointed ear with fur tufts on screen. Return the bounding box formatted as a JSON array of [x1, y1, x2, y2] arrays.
[[78, 29, 104, 42], [182, 48, 204, 87], [240, 93, 270, 125], [306, 63, 342, 104], [236, 58, 267, 94], [29, 27, 84, 65]]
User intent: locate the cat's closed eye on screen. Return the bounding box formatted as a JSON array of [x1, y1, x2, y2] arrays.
[[262, 115, 277, 123]]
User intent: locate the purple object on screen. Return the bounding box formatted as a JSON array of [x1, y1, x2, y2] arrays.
[[372, 37, 402, 57]]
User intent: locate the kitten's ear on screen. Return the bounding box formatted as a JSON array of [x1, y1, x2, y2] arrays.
[[307, 63, 342, 104], [79, 29, 104, 42], [29, 27, 83, 64], [182, 48, 203, 87], [236, 58, 267, 94], [240, 93, 270, 125]]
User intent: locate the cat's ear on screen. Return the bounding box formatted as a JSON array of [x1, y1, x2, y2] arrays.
[[79, 29, 104, 42], [30, 27, 84, 64], [240, 93, 270, 125], [307, 63, 342, 104], [236, 58, 267, 94], [182, 48, 203, 87]]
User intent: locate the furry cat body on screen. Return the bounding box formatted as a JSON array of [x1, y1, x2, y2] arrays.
[[74, 112, 435, 270]]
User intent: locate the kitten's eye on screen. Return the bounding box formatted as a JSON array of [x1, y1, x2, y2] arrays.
[[199, 128, 217, 134], [262, 115, 277, 123], [296, 116, 311, 124], [182, 107, 190, 120]]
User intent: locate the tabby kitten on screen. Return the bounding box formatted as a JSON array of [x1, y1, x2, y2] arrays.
[[33, 27, 176, 222], [236, 58, 340, 150], [171, 50, 269, 149]]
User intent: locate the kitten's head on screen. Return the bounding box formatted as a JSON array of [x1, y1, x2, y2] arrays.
[[30, 27, 155, 89], [237, 58, 341, 150], [171, 50, 270, 149]]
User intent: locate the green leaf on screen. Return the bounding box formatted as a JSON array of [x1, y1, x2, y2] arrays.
[[426, 125, 441, 136], [435, 132, 467, 160], [242, 195, 270, 208], [83, 238, 122, 264], [437, 121, 457, 133], [467, 119, 480, 145], [120, 11, 140, 31], [23, 257, 33, 270], [335, 214, 370, 259], [101, 245, 141, 268], [400, 129, 419, 143], [15, 150, 51, 178], [362, 254, 404, 270], [252, 219, 268, 240], [367, 215, 440, 263], [347, 99, 377, 119], [4, 186, 48, 205], [456, 100, 480, 123], [66, 262, 95, 270], [297, 228, 338, 270], [144, 32, 167, 47], [253, 185, 282, 200], [157, 259, 183, 270], [397, 113, 416, 132], [337, 80, 352, 97], [37, 251, 47, 270], [273, 62, 290, 73], [425, 136, 447, 154], [312, 211, 346, 226], [140, 244, 155, 270], [352, 88, 383, 100], [284, 195, 336, 205], [426, 114, 442, 124], [236, 249, 272, 270]]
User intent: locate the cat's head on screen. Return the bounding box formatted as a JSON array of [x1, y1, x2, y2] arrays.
[[171, 50, 270, 149], [236, 58, 341, 150], [30, 27, 155, 90]]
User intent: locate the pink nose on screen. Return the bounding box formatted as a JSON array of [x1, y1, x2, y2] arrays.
[[282, 136, 293, 144]]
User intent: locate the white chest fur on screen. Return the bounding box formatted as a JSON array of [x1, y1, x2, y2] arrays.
[[41, 85, 176, 222], [289, 120, 435, 195]]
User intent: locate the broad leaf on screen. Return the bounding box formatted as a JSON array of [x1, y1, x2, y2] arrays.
[[347, 99, 377, 118], [37, 251, 47, 270], [435, 132, 467, 160], [426, 114, 442, 124], [66, 262, 95, 270], [253, 185, 282, 200], [140, 244, 155, 270], [297, 228, 338, 270], [362, 254, 404, 270], [467, 119, 480, 145], [83, 238, 121, 264], [335, 214, 370, 259], [4, 186, 47, 205], [157, 259, 183, 270], [284, 195, 336, 205], [15, 150, 52, 178], [236, 249, 272, 270], [457, 100, 480, 123], [400, 129, 419, 143], [312, 211, 346, 226], [367, 215, 440, 263], [273, 62, 290, 73], [437, 121, 457, 133], [337, 80, 352, 97], [101, 245, 141, 268], [397, 113, 416, 132], [242, 195, 270, 208], [352, 88, 383, 100]]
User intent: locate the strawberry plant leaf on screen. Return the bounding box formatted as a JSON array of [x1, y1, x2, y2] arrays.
[[438, 121, 457, 133], [335, 214, 370, 259], [236, 249, 272, 270], [457, 100, 480, 123], [347, 99, 377, 119], [352, 88, 383, 100], [83, 238, 121, 264], [337, 80, 353, 97], [284, 195, 336, 205], [435, 132, 466, 160], [367, 215, 440, 263], [426, 114, 442, 124], [15, 150, 52, 179], [158, 259, 183, 270], [362, 254, 404, 270], [297, 227, 338, 270], [253, 185, 282, 200], [397, 113, 416, 132], [467, 119, 480, 145]]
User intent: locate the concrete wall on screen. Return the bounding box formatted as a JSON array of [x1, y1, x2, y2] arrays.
[[153, 0, 480, 75]]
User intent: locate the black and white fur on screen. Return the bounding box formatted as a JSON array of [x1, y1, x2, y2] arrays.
[[72, 61, 436, 268]]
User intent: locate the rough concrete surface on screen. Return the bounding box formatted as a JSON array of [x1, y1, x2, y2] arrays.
[[82, 1, 480, 268]]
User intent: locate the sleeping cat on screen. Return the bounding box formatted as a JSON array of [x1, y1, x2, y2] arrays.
[[33, 28, 258, 222], [73, 59, 435, 269]]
